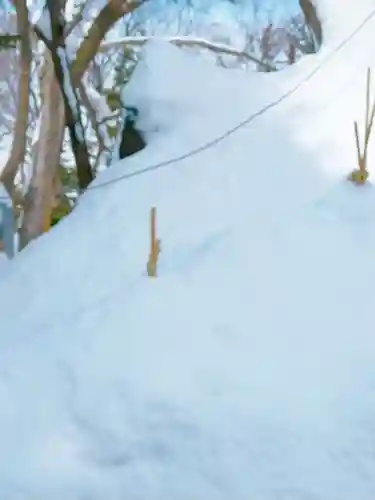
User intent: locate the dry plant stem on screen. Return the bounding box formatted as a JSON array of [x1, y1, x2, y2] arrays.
[[365, 68, 370, 149], [354, 121, 362, 171], [350, 68, 375, 184], [364, 69, 375, 163]]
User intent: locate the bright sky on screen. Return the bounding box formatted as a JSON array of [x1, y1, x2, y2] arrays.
[[0, 0, 301, 18], [203, 0, 301, 33]]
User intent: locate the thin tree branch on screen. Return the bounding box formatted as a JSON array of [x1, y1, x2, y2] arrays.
[[99, 35, 277, 71], [0, 0, 32, 196], [70, 0, 146, 85]]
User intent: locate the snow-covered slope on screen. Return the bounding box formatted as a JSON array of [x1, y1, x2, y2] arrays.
[[2, 1, 375, 499]]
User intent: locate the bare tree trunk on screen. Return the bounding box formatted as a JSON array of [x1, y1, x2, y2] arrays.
[[0, 0, 31, 196], [49, 43, 94, 190], [40, 0, 94, 191], [299, 0, 322, 49], [19, 50, 65, 249], [33, 0, 145, 191]]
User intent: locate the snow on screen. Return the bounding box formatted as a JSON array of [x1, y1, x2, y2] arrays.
[[2, 0, 375, 499], [99, 35, 268, 69], [0, 136, 11, 183], [100, 34, 247, 52], [84, 80, 114, 150], [33, 4, 52, 41]]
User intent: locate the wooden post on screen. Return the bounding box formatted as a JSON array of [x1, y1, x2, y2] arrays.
[[147, 206, 161, 277], [151, 206, 156, 262]]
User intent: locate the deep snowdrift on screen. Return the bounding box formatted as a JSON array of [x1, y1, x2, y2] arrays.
[[2, 1, 375, 499]]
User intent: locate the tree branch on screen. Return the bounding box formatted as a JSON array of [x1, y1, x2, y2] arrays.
[[70, 0, 146, 85], [0, 0, 32, 196], [78, 82, 108, 162], [299, 0, 322, 49], [99, 35, 277, 72]]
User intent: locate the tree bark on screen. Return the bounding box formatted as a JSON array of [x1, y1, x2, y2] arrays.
[[56, 59, 94, 190], [0, 0, 31, 196], [299, 0, 322, 49], [33, 1, 145, 191], [19, 50, 65, 249], [39, 1, 94, 190]]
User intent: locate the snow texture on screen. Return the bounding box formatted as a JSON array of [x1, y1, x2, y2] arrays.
[[0, 137, 11, 183], [33, 4, 52, 40], [2, 1, 375, 499]]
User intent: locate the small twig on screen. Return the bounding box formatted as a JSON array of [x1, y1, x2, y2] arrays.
[[354, 121, 361, 168], [349, 68, 375, 185]]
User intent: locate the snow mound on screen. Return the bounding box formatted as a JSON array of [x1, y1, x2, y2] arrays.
[[2, 1, 375, 499]]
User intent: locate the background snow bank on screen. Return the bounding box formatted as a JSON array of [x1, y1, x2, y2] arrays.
[[1, 0, 375, 499]]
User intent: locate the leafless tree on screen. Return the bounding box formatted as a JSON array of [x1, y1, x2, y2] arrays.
[[0, 0, 31, 196]]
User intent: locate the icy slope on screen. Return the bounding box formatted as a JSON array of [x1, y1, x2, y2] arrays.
[[2, 1, 375, 499]]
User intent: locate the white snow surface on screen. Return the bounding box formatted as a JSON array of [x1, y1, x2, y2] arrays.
[[2, 1, 375, 499]]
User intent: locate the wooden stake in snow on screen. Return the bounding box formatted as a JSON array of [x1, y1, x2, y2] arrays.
[[349, 68, 375, 185], [147, 207, 161, 278]]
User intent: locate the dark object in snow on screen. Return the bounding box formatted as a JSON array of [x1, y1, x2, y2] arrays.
[[119, 106, 146, 160]]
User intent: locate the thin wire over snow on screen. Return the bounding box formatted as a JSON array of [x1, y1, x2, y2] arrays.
[[87, 4, 375, 191]]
